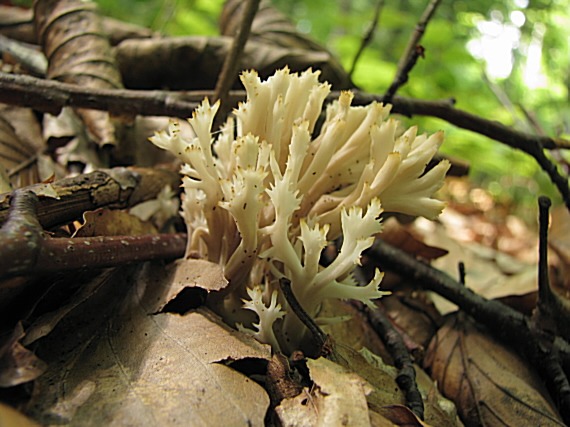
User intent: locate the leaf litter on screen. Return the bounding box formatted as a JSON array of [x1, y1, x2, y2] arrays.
[[26, 261, 270, 426]]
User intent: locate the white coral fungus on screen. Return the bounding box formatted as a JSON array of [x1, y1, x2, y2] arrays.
[[150, 67, 450, 351]]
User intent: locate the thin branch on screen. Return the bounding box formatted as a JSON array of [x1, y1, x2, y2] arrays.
[[0, 190, 186, 280], [384, 45, 425, 104], [533, 197, 570, 342], [2, 72, 570, 208], [278, 277, 332, 359], [364, 304, 424, 420], [0, 71, 200, 118], [348, 0, 385, 79], [1, 72, 568, 152], [395, 0, 442, 76], [213, 0, 261, 110], [538, 196, 553, 308]]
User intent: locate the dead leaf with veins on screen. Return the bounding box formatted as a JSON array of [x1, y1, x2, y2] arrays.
[[424, 312, 564, 426], [26, 262, 269, 426]]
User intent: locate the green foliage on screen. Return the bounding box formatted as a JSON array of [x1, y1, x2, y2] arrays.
[[94, 0, 569, 209]]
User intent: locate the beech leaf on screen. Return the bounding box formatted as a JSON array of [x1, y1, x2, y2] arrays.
[[27, 263, 270, 426]]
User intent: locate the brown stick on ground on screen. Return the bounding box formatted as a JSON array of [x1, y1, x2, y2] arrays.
[[1, 190, 186, 279], [0, 166, 180, 228]]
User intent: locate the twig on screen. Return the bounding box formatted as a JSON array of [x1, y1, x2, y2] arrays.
[[1, 72, 568, 152], [538, 197, 553, 309], [213, 0, 261, 117], [0, 71, 199, 119], [534, 197, 570, 341], [364, 304, 424, 420], [0, 167, 180, 228], [278, 277, 331, 359], [384, 45, 425, 104], [348, 0, 385, 79], [367, 238, 570, 423], [532, 149, 570, 213], [0, 191, 186, 279], [457, 261, 465, 285], [384, 0, 442, 103], [2, 72, 570, 208], [395, 0, 442, 76]]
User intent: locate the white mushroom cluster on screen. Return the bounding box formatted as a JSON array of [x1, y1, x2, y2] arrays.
[[150, 68, 449, 352]]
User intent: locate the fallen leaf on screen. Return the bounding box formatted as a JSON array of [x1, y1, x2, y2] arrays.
[[414, 217, 537, 314], [276, 357, 372, 427], [0, 402, 42, 427], [0, 323, 46, 387], [74, 208, 158, 237], [424, 312, 564, 426], [26, 263, 270, 426]]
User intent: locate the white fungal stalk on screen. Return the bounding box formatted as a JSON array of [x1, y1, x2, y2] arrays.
[[150, 67, 450, 352]]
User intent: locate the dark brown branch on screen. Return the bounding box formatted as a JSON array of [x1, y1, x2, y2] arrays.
[[348, 0, 385, 79], [355, 93, 570, 150], [534, 197, 570, 341], [278, 277, 332, 359], [1, 72, 567, 152], [385, 0, 442, 103], [2, 72, 569, 207], [364, 304, 424, 420], [538, 197, 553, 308], [213, 0, 261, 109], [395, 0, 442, 76], [384, 45, 425, 104], [0, 167, 180, 229], [0, 71, 199, 118], [0, 191, 186, 280]]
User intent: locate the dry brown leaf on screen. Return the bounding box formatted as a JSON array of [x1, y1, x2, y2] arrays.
[[375, 405, 431, 426], [414, 216, 537, 314], [548, 204, 570, 293], [22, 269, 119, 346], [356, 349, 459, 427], [43, 107, 101, 170], [74, 208, 158, 237], [116, 36, 349, 91], [26, 262, 270, 426], [0, 402, 42, 427], [382, 218, 448, 261], [0, 104, 60, 189], [334, 344, 406, 410], [319, 299, 389, 359], [219, 0, 350, 89], [424, 312, 564, 426], [380, 291, 442, 353], [0, 323, 46, 387], [34, 0, 124, 148], [0, 5, 150, 46], [276, 357, 372, 426]]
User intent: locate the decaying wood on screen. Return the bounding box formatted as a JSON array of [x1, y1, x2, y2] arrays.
[[0, 166, 180, 228]]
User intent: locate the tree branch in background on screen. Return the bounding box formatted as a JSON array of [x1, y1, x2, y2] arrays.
[[0, 190, 186, 279], [348, 0, 385, 79], [213, 0, 261, 118], [395, 0, 442, 76], [384, 0, 442, 103], [0, 71, 200, 118], [384, 45, 425, 104], [2, 72, 570, 208]]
